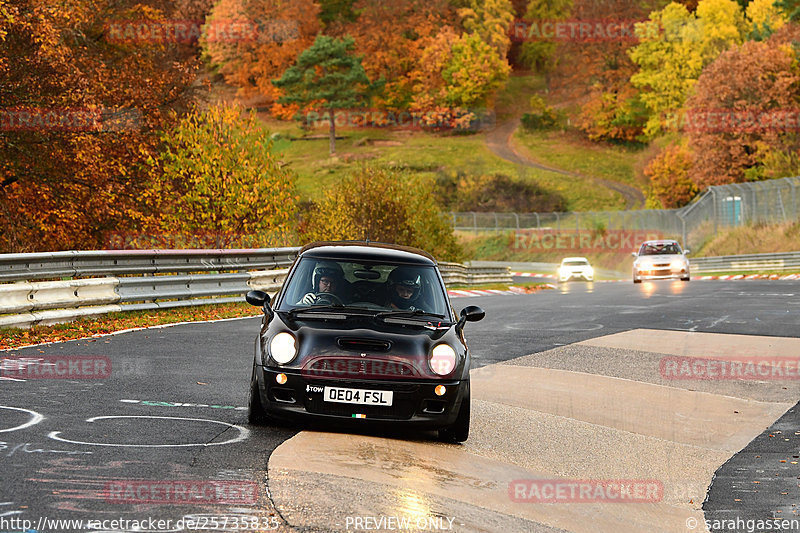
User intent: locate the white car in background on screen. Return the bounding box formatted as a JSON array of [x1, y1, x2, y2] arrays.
[[632, 240, 691, 283], [557, 257, 594, 282]]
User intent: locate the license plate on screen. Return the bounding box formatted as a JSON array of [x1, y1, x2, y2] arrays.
[[323, 386, 393, 406]]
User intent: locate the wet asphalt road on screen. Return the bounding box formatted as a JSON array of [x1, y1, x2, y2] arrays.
[[1, 279, 799, 532]]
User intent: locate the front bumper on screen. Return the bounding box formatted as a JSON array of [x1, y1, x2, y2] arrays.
[[255, 366, 467, 428], [633, 268, 689, 280], [559, 271, 593, 282]]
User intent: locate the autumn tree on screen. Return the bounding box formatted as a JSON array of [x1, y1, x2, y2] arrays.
[[685, 38, 800, 187], [273, 35, 376, 155], [629, 0, 746, 137], [412, 30, 510, 114], [201, 0, 320, 109], [0, 0, 200, 252], [336, 0, 459, 109], [747, 0, 788, 37], [775, 0, 800, 20], [302, 167, 462, 262], [644, 144, 698, 208], [518, 0, 573, 72], [144, 103, 297, 247], [457, 0, 516, 57]]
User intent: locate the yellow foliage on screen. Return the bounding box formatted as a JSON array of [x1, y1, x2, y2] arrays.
[[302, 167, 462, 261]]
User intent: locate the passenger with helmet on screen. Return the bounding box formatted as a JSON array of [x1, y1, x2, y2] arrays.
[[386, 267, 422, 310], [298, 261, 347, 305]]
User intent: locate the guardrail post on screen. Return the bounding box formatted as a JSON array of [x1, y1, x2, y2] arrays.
[[534, 212, 540, 228], [711, 188, 718, 234]]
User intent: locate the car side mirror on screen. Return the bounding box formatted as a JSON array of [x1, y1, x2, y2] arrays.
[[631, 252, 638, 257], [246, 290, 273, 319], [683, 249, 691, 255], [457, 305, 485, 333]]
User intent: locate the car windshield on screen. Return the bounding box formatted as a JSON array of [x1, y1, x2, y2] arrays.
[[640, 243, 682, 255], [277, 257, 450, 317], [563, 260, 589, 266]]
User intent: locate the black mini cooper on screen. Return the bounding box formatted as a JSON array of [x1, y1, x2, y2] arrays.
[[245, 241, 485, 442]]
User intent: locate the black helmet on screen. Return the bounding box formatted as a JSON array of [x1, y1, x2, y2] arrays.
[[387, 267, 421, 308], [312, 261, 344, 291]]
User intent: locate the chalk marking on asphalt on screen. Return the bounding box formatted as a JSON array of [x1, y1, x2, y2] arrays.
[[0, 406, 44, 434], [47, 415, 249, 447]]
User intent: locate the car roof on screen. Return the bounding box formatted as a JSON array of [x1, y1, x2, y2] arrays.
[[641, 240, 679, 246], [561, 257, 589, 262], [298, 241, 437, 266]]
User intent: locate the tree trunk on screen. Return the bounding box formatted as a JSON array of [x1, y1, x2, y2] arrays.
[[329, 108, 336, 155]]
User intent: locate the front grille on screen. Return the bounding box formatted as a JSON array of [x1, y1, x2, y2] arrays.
[[305, 358, 417, 379]]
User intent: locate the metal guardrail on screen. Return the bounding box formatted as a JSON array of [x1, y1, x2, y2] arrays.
[[0, 248, 300, 283], [438, 262, 512, 286], [0, 249, 512, 329], [690, 252, 800, 273], [468, 261, 624, 279]]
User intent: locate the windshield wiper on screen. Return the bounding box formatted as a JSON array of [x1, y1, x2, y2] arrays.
[[285, 304, 345, 318], [375, 309, 446, 320]]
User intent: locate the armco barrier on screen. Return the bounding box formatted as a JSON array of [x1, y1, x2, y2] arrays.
[[690, 252, 800, 273], [0, 248, 299, 283], [0, 249, 511, 329]]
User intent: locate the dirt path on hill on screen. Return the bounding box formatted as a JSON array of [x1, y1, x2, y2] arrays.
[[485, 114, 645, 209]]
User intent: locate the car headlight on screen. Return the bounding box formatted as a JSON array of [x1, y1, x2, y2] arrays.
[[430, 344, 457, 376], [670, 259, 685, 270], [269, 332, 297, 365], [586, 267, 594, 276]]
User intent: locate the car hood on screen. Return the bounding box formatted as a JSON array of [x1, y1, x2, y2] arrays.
[[264, 312, 467, 379], [635, 254, 687, 265]]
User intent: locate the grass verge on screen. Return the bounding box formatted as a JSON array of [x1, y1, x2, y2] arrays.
[[0, 303, 259, 351]]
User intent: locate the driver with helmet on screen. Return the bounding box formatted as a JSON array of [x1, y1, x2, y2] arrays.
[[386, 267, 422, 310], [298, 261, 347, 305]]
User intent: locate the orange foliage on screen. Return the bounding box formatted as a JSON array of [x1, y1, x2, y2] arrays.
[[548, 0, 662, 139], [0, 0, 200, 252], [644, 144, 699, 208], [335, 0, 459, 109], [686, 37, 800, 187], [202, 0, 321, 106]]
